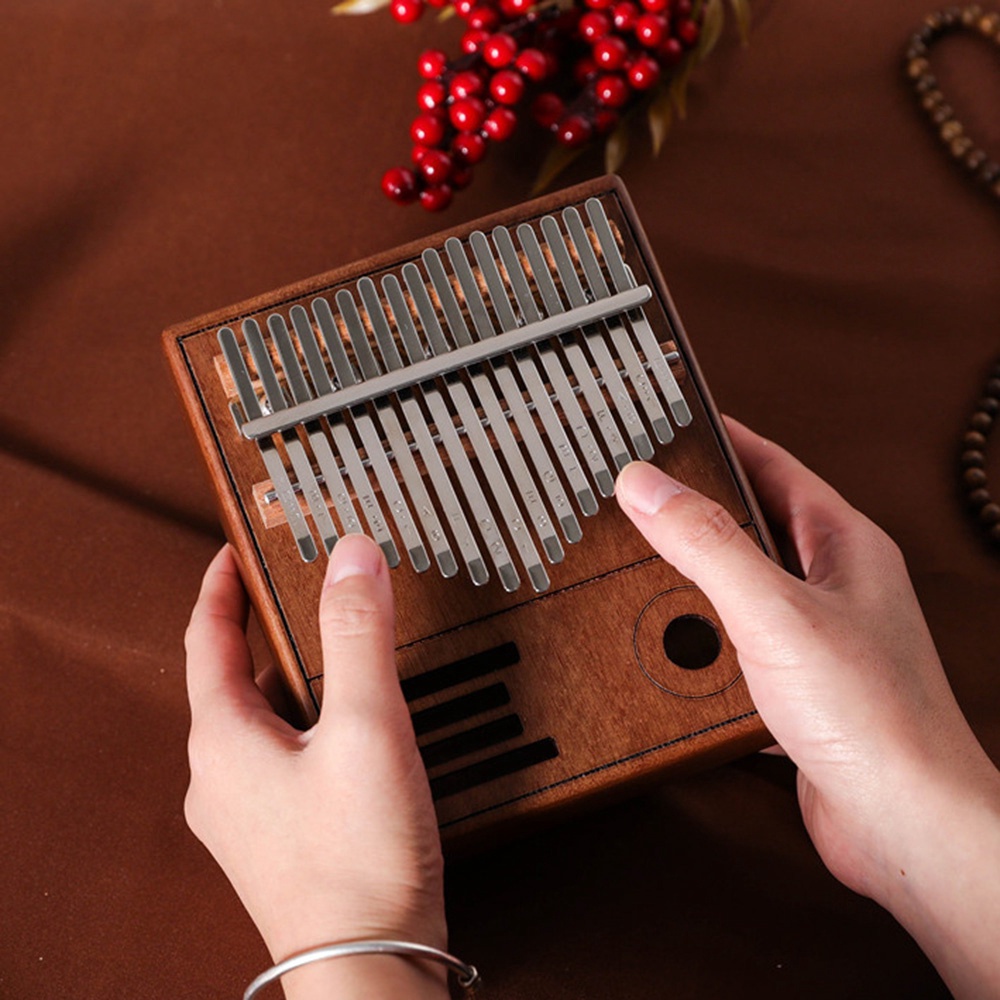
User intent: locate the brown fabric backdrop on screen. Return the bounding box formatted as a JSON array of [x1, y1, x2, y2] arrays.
[[2, 0, 997, 996]]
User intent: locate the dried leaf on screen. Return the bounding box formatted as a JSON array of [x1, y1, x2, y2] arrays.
[[331, 0, 390, 14], [604, 119, 630, 174], [531, 142, 586, 195], [647, 88, 673, 157], [729, 0, 751, 44], [436, 5, 456, 19], [668, 59, 693, 120], [696, 0, 725, 62]]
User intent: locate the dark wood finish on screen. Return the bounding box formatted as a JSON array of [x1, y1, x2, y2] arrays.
[[162, 176, 779, 852]]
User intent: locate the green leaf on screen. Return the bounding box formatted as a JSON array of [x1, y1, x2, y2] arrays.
[[531, 142, 586, 196], [331, 0, 390, 14], [696, 0, 725, 62], [604, 119, 630, 175], [729, 0, 751, 44], [648, 87, 673, 157]]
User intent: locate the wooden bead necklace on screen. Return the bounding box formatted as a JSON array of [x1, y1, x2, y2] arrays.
[[905, 6, 1000, 548]]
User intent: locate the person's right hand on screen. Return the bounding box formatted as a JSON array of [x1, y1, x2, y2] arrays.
[[616, 417, 1000, 999]]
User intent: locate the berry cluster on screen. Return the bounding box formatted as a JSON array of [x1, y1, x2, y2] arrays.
[[380, 0, 703, 210]]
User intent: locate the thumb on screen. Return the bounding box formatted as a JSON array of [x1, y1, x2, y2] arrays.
[[615, 461, 790, 626]]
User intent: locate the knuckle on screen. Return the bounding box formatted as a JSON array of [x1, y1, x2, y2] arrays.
[[320, 594, 383, 639], [676, 498, 741, 553]]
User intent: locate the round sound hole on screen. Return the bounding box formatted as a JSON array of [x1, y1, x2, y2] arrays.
[[662, 614, 721, 671]]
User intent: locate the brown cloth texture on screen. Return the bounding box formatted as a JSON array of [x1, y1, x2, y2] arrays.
[[2, 0, 997, 996]]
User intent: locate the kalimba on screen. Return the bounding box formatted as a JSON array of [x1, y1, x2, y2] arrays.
[[164, 176, 777, 852]]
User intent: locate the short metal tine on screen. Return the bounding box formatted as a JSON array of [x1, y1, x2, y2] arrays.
[[543, 215, 652, 462], [310, 297, 400, 567], [402, 262, 530, 592], [244, 318, 335, 554], [289, 305, 363, 538], [518, 223, 625, 491], [218, 325, 317, 562], [584, 197, 691, 427], [267, 314, 340, 554], [422, 248, 556, 587], [449, 235, 581, 546], [489, 226, 600, 517], [352, 281, 460, 576], [561, 207, 672, 446]]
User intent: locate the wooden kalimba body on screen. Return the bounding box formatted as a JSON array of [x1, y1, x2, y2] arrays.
[[164, 176, 777, 852]]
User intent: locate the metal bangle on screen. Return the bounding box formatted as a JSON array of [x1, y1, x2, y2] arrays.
[[243, 939, 480, 999]]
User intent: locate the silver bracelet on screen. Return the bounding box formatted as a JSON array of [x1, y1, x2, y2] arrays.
[[243, 939, 480, 999]]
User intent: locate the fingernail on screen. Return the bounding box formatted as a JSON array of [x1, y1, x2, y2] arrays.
[[615, 461, 685, 516], [328, 534, 384, 585]]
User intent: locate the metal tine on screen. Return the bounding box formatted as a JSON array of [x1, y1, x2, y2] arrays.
[[288, 306, 365, 540], [489, 226, 604, 516], [218, 326, 318, 562], [382, 274, 500, 589], [297, 298, 400, 567], [405, 258, 549, 592], [338, 285, 448, 577], [422, 247, 560, 584], [266, 314, 342, 555], [541, 215, 653, 462], [516, 222, 627, 489], [243, 318, 337, 555], [561, 207, 673, 446], [314, 296, 426, 570], [359, 277, 484, 583], [584, 197, 692, 427], [447, 235, 582, 546]]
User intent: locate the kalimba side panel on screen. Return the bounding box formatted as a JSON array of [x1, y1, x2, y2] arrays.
[[164, 176, 777, 851]]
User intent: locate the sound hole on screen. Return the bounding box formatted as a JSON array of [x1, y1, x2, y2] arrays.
[[662, 615, 721, 671]]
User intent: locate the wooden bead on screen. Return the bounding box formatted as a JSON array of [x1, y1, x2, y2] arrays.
[[991, 523, 1000, 543], [962, 5, 983, 25], [915, 73, 939, 93], [907, 57, 930, 78], [964, 467, 988, 488], [940, 119, 964, 142], [965, 430, 988, 448], [962, 449, 986, 468], [966, 149, 988, 171], [986, 378, 1000, 397], [932, 104, 954, 125], [977, 396, 1000, 415], [978, 11, 1000, 33], [921, 89, 945, 110], [950, 135, 974, 157], [969, 487, 992, 508], [980, 503, 1000, 525], [971, 411, 994, 432]]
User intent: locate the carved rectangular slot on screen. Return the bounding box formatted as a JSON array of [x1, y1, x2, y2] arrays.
[[411, 683, 511, 737], [419, 714, 525, 769], [430, 738, 560, 800], [402, 642, 520, 702]]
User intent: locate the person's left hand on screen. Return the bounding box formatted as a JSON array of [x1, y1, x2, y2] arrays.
[[183, 536, 447, 996]]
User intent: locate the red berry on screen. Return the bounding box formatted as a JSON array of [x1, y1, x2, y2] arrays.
[[595, 73, 630, 108], [417, 81, 447, 111], [578, 11, 610, 41], [417, 49, 448, 79], [556, 114, 593, 147], [635, 13, 667, 47], [420, 184, 453, 212], [594, 108, 619, 134], [500, 0, 532, 13], [676, 18, 699, 45], [674, 0, 691, 14], [639, 0, 668, 10], [411, 144, 431, 164], [659, 36, 683, 63], [592, 35, 628, 69], [425, 0, 449, 7], [467, 5, 500, 30], [626, 53, 660, 89], [450, 97, 487, 131], [483, 32, 518, 68], [451, 166, 474, 190], [391, 0, 423, 22], [573, 55, 599, 85], [490, 68, 525, 105], [452, 131, 488, 165], [482, 106, 517, 140], [381, 167, 418, 204], [420, 149, 453, 185], [531, 92, 565, 128], [515, 47, 549, 81], [461, 29, 489, 54], [410, 113, 446, 147], [612, 1, 639, 30], [455, 0, 475, 16], [584, 0, 613, 9], [450, 70, 485, 100]]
